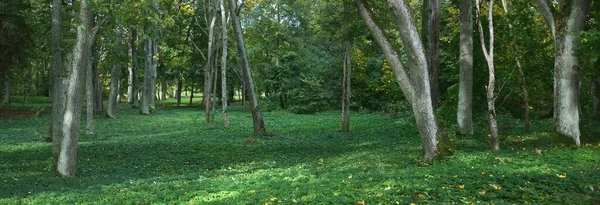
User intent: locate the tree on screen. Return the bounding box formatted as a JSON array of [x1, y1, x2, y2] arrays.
[[128, 29, 139, 108], [341, 43, 351, 135], [537, 0, 591, 146], [57, 0, 92, 177], [50, 0, 64, 156], [220, 0, 230, 127], [457, 0, 473, 135], [229, 0, 266, 134], [141, 0, 160, 115], [422, 0, 440, 110], [476, 0, 499, 151], [356, 0, 440, 160], [203, 0, 218, 124], [108, 28, 124, 118]]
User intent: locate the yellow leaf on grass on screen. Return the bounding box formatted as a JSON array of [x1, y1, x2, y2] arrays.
[[557, 173, 567, 178], [357, 200, 366, 205], [458, 184, 465, 189]]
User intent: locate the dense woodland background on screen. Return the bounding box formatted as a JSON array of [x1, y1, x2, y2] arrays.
[[1, 0, 600, 203]]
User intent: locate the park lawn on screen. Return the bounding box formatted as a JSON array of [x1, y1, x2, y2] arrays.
[[1, 103, 600, 204]]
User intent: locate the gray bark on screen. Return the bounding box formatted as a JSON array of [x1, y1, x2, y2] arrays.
[[457, 0, 473, 135], [537, 0, 591, 146], [93, 57, 103, 113], [141, 38, 157, 114], [57, 0, 91, 177], [3, 73, 9, 104], [51, 0, 64, 156], [107, 64, 120, 118], [476, 0, 499, 151], [86, 43, 94, 135], [220, 0, 230, 127], [341, 43, 352, 135], [357, 0, 439, 160], [229, 0, 266, 134], [128, 29, 139, 108], [204, 0, 218, 124], [422, 0, 440, 110], [176, 79, 182, 106]]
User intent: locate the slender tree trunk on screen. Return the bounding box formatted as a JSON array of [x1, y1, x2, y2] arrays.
[[476, 0, 499, 151], [3, 73, 9, 104], [537, 0, 591, 146], [176, 79, 182, 107], [107, 63, 120, 118], [220, 0, 229, 127], [57, 0, 91, 177], [422, 0, 440, 110], [128, 29, 137, 107], [161, 78, 167, 108], [593, 61, 600, 119], [141, 39, 152, 114], [457, 0, 473, 135], [204, 0, 218, 124], [189, 85, 194, 105], [341, 43, 352, 135], [50, 0, 64, 156], [501, 0, 530, 133], [357, 0, 439, 160], [86, 44, 94, 135], [229, 0, 266, 134], [93, 56, 103, 113]]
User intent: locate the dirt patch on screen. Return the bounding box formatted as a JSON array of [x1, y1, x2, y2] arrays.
[[0, 107, 51, 122]]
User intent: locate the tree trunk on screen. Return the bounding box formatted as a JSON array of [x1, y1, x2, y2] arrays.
[[457, 0, 473, 135], [141, 38, 157, 115], [107, 63, 120, 118], [161, 78, 167, 108], [176, 79, 182, 107], [220, 0, 229, 127], [86, 44, 94, 135], [593, 60, 600, 119], [128, 29, 139, 108], [341, 43, 351, 135], [357, 0, 439, 160], [537, 0, 591, 146], [501, 0, 530, 133], [476, 0, 499, 151], [204, 0, 218, 124], [57, 0, 91, 177], [189, 85, 194, 105], [229, 0, 266, 134], [422, 0, 440, 110], [93, 57, 103, 113], [50, 0, 64, 153]]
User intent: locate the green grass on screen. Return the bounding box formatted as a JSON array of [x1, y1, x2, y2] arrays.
[[1, 102, 600, 204]]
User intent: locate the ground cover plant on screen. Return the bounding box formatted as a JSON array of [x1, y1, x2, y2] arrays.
[[1, 100, 600, 204]]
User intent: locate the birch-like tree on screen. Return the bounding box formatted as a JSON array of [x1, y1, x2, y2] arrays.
[[457, 0, 473, 135], [476, 0, 499, 151], [356, 0, 440, 160], [220, 0, 230, 127], [50, 0, 64, 156], [536, 0, 591, 146], [229, 0, 266, 134]]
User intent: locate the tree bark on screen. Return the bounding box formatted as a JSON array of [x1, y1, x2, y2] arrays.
[[50, 0, 64, 156], [176, 79, 182, 107], [107, 64, 120, 118], [161, 78, 167, 108], [204, 0, 218, 124], [457, 0, 473, 135], [229, 0, 266, 134], [220, 0, 230, 127], [128, 29, 139, 108], [86, 43, 94, 135], [3, 73, 9, 104], [537, 0, 591, 146], [57, 0, 91, 177], [422, 0, 440, 110], [93, 56, 103, 113], [476, 0, 499, 151], [341, 43, 352, 135], [357, 0, 439, 160]]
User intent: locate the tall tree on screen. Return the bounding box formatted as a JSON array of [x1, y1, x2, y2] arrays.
[[50, 0, 64, 156], [457, 0, 473, 135], [108, 28, 123, 118], [537, 0, 591, 146], [128, 29, 139, 108], [220, 0, 230, 127], [141, 0, 160, 115], [356, 0, 440, 160], [341, 43, 351, 135], [422, 0, 440, 110], [57, 0, 92, 177], [203, 0, 218, 124], [476, 0, 499, 151], [229, 0, 266, 134]]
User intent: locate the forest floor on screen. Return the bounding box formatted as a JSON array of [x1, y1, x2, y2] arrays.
[[1, 98, 600, 204]]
